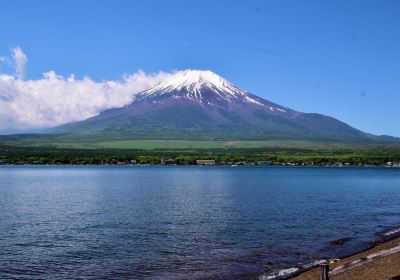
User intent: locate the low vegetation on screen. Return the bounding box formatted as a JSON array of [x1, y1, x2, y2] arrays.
[[0, 142, 399, 166]]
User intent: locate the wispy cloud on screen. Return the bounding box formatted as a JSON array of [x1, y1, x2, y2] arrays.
[[0, 47, 172, 132], [11, 46, 27, 80]]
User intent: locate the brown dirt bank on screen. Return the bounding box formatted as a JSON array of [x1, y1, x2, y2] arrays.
[[292, 236, 400, 280]]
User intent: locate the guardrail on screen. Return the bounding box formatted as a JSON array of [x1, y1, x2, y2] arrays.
[[319, 244, 400, 279]]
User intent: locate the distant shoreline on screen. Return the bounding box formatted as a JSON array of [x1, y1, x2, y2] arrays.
[[1, 163, 400, 168], [2, 142, 400, 166]]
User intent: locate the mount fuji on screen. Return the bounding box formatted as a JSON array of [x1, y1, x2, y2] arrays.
[[57, 70, 385, 141]]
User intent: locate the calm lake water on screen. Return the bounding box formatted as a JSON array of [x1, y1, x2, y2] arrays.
[[0, 166, 399, 279]]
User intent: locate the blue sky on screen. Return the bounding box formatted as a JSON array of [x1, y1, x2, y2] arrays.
[[0, 0, 399, 136]]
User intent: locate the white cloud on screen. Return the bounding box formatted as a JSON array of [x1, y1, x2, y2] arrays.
[[11, 46, 27, 80], [0, 47, 172, 132]]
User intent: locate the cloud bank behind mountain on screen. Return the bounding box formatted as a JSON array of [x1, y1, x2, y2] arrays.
[[0, 47, 172, 132]]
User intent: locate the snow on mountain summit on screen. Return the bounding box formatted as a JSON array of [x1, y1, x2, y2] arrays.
[[144, 70, 244, 96], [137, 69, 272, 108]]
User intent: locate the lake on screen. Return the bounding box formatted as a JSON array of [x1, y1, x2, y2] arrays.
[[0, 166, 399, 279]]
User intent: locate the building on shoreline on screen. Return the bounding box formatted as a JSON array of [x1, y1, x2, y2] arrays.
[[161, 158, 177, 165], [196, 160, 216, 165]]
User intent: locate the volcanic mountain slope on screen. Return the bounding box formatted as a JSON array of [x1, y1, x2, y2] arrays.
[[58, 70, 379, 141]]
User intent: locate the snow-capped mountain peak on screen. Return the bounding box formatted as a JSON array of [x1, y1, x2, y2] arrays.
[[134, 69, 290, 113], [144, 70, 245, 96], [57, 70, 374, 143], [138, 70, 254, 104]]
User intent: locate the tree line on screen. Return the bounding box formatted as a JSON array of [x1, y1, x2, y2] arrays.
[[1, 144, 399, 166]]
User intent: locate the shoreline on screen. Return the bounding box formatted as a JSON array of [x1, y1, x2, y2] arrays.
[[0, 163, 399, 168], [292, 236, 400, 280], [261, 229, 400, 280]]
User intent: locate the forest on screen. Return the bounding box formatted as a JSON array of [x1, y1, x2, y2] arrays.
[[1, 144, 399, 166]]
